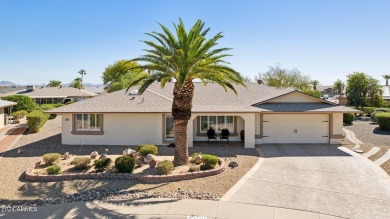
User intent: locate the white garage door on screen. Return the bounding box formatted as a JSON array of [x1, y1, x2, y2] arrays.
[[262, 114, 329, 144]]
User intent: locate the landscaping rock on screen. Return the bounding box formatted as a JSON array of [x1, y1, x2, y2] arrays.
[[99, 154, 108, 159], [130, 152, 140, 159], [123, 148, 136, 156], [63, 152, 70, 160], [149, 160, 157, 168], [194, 155, 202, 164], [144, 154, 156, 163], [90, 151, 98, 159]]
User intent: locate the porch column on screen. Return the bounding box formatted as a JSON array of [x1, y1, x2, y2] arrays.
[[187, 115, 196, 148], [242, 114, 256, 148]]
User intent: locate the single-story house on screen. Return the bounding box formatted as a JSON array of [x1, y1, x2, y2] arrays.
[[47, 82, 360, 148], [0, 86, 98, 105], [383, 85, 390, 102], [0, 100, 17, 129]]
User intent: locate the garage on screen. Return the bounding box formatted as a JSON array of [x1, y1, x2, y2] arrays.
[[262, 114, 329, 144]]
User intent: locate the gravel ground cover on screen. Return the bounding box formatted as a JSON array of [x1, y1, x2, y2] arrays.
[[343, 118, 390, 175], [0, 116, 259, 205]]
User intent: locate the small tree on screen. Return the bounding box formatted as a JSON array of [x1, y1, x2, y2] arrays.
[[311, 80, 320, 90], [383, 75, 390, 86], [333, 79, 344, 94], [70, 77, 84, 89], [78, 69, 87, 83], [47, 80, 62, 87], [346, 72, 383, 108], [256, 64, 311, 90], [1, 95, 37, 112]]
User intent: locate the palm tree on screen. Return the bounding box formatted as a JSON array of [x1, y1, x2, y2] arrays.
[[70, 77, 84, 89], [311, 80, 320, 90], [383, 75, 390, 86], [78, 69, 87, 83], [47, 80, 62, 87], [128, 19, 245, 166], [333, 79, 344, 94]]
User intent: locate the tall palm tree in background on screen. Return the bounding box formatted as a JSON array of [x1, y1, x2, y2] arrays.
[[128, 19, 245, 166], [333, 79, 344, 94], [79, 69, 87, 83], [311, 80, 320, 90], [383, 75, 390, 86], [47, 80, 62, 87]]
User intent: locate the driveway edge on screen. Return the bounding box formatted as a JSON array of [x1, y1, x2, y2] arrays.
[[220, 146, 265, 201]]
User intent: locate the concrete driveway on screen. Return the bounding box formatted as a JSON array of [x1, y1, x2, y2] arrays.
[[223, 144, 390, 219]]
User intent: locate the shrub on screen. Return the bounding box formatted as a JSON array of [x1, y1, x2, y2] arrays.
[[376, 112, 390, 131], [38, 104, 63, 119], [201, 154, 219, 170], [12, 110, 28, 119], [1, 95, 37, 112], [26, 110, 50, 133], [343, 113, 355, 125], [136, 144, 158, 157], [156, 160, 174, 175], [115, 156, 136, 173], [71, 157, 92, 170], [303, 89, 321, 98], [189, 165, 200, 172], [94, 158, 112, 172], [65, 100, 75, 105], [362, 107, 377, 117], [42, 153, 61, 165], [370, 108, 390, 123], [46, 165, 62, 175]]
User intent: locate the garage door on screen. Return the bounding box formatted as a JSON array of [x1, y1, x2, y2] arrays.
[[262, 114, 329, 144]]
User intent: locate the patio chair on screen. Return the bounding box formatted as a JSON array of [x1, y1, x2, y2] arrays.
[[207, 127, 217, 143], [220, 128, 230, 143]]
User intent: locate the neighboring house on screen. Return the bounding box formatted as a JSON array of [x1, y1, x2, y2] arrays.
[[0, 100, 17, 129], [84, 86, 106, 95], [0, 87, 25, 95], [48, 82, 359, 148], [0, 86, 98, 105]]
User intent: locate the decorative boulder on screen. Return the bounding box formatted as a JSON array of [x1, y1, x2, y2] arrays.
[[149, 160, 157, 168], [90, 151, 99, 159], [130, 152, 140, 159], [123, 148, 136, 156], [194, 155, 202, 165], [99, 154, 108, 159], [63, 152, 70, 160], [144, 154, 156, 163]]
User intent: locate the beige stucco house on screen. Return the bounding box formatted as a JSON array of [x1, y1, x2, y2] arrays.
[[48, 82, 359, 148], [0, 100, 17, 129]]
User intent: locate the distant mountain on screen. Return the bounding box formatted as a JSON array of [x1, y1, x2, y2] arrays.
[[0, 81, 16, 86], [61, 82, 104, 87]]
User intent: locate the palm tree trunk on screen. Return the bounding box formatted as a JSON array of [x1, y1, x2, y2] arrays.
[[172, 80, 194, 166]]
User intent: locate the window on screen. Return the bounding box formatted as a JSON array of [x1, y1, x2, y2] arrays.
[[165, 114, 174, 139], [200, 116, 234, 133], [74, 114, 102, 131]]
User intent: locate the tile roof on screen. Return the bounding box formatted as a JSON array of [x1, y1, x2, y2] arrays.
[[47, 82, 357, 113], [0, 100, 17, 108], [0, 87, 98, 98]]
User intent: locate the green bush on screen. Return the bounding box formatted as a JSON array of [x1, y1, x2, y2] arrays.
[[201, 154, 219, 170], [38, 104, 63, 119], [303, 89, 321, 98], [115, 156, 136, 173], [189, 165, 200, 172], [42, 153, 61, 165], [362, 107, 377, 117], [71, 157, 92, 170], [343, 113, 355, 125], [376, 113, 390, 131], [94, 158, 112, 172], [156, 160, 174, 175], [46, 165, 62, 175], [26, 110, 50, 133], [65, 100, 75, 105], [12, 110, 28, 119], [136, 144, 158, 157], [370, 108, 390, 123], [1, 95, 37, 112]]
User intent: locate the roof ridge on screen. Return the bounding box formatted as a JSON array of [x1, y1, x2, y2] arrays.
[[146, 89, 173, 102]]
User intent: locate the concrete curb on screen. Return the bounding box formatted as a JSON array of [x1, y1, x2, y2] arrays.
[[25, 158, 226, 183]]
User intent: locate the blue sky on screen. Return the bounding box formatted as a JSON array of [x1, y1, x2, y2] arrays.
[[1, 0, 389, 85]]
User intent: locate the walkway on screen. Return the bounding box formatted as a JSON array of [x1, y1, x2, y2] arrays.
[[0, 124, 27, 154], [0, 198, 344, 219]]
